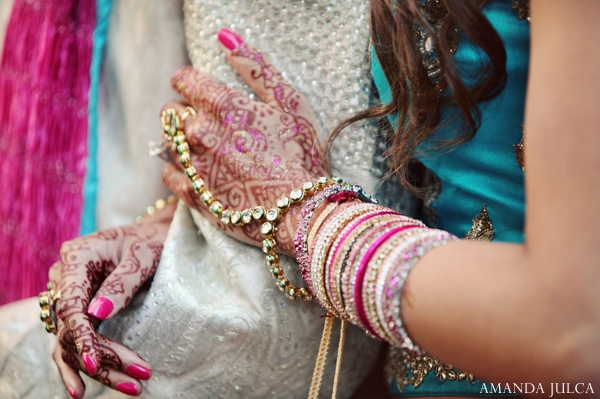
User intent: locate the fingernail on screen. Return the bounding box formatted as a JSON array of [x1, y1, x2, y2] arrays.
[[87, 297, 114, 320], [82, 353, 97, 375], [67, 387, 77, 399], [126, 364, 151, 380], [116, 382, 140, 396], [217, 28, 243, 50]]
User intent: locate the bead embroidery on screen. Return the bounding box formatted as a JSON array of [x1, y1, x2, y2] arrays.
[[512, 0, 531, 22], [514, 126, 526, 172], [413, 0, 459, 91], [385, 346, 474, 391], [465, 205, 495, 242]]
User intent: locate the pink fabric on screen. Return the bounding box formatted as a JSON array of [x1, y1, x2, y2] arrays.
[[0, 0, 95, 304]]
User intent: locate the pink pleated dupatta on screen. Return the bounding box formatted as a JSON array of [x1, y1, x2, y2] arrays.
[[0, 0, 95, 304]]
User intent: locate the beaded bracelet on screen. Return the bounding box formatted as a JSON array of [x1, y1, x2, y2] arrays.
[[294, 184, 349, 281], [135, 195, 179, 222], [307, 202, 339, 253], [162, 107, 357, 301]]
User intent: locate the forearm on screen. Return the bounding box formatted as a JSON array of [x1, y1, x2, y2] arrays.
[[366, 0, 600, 386], [401, 239, 590, 385]]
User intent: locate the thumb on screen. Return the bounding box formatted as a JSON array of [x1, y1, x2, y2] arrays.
[[217, 28, 309, 115]]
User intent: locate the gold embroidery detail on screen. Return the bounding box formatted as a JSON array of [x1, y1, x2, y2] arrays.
[[413, 0, 459, 92], [465, 205, 494, 241], [512, 0, 531, 22], [514, 134, 525, 172], [385, 346, 475, 392]]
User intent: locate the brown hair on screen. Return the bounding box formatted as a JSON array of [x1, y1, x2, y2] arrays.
[[326, 0, 507, 196]]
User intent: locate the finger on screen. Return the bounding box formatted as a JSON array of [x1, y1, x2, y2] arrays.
[[171, 66, 235, 115], [96, 334, 152, 380], [56, 237, 121, 375], [57, 316, 78, 353], [53, 343, 85, 399], [87, 237, 163, 320], [161, 162, 211, 218], [58, 316, 151, 381], [160, 101, 214, 164], [160, 100, 197, 135], [216, 28, 310, 114], [62, 345, 143, 397]]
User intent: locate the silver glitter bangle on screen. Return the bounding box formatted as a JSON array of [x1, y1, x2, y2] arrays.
[[378, 229, 457, 353]]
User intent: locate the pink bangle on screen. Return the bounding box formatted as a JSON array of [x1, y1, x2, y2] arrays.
[[341, 220, 404, 327], [367, 229, 428, 343], [353, 224, 420, 337], [325, 210, 400, 316], [309, 203, 381, 315]]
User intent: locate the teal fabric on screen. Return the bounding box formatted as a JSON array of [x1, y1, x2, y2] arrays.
[[372, 0, 529, 243], [80, 0, 114, 235], [372, 0, 529, 396], [389, 376, 518, 397]]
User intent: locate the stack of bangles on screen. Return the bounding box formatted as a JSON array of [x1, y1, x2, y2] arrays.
[[296, 187, 457, 353], [161, 106, 458, 352]]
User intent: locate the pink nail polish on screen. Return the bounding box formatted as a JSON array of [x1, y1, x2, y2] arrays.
[[217, 28, 243, 50], [67, 387, 77, 399], [82, 353, 97, 375], [87, 297, 114, 320], [116, 382, 140, 396], [126, 364, 151, 380]]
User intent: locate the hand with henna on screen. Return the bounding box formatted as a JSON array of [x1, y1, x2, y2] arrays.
[[161, 29, 328, 255], [49, 203, 175, 398]]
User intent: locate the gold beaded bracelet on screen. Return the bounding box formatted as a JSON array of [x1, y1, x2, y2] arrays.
[[161, 107, 350, 301], [135, 195, 179, 223]]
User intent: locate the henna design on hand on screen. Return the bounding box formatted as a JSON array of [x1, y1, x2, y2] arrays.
[[169, 52, 327, 251], [232, 44, 301, 114], [96, 276, 125, 296]]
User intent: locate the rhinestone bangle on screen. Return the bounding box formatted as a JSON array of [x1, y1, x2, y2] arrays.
[[378, 229, 457, 352], [324, 211, 400, 316]]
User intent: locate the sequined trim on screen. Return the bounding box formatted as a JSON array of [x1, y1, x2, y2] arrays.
[[413, 0, 459, 91], [385, 346, 474, 392], [512, 0, 531, 22], [514, 126, 525, 172], [465, 205, 494, 242], [513, 137, 525, 172]]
